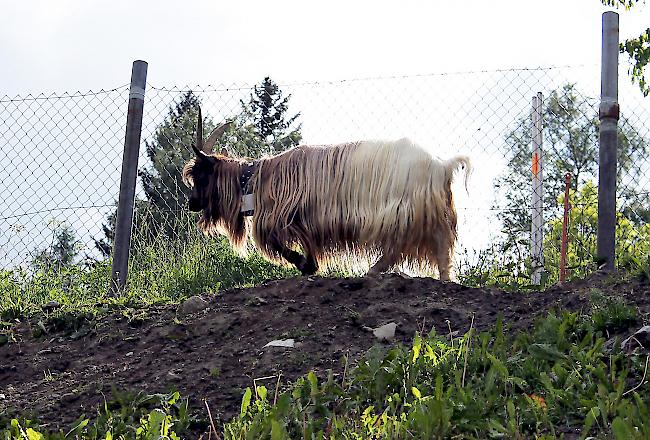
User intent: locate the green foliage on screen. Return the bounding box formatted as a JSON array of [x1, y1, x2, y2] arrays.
[[462, 179, 650, 289], [0, 212, 296, 328], [32, 220, 81, 271], [96, 91, 218, 256], [222, 309, 650, 439], [0, 390, 195, 440], [137, 91, 207, 236], [141, 92, 203, 211], [621, 28, 650, 97], [632, 253, 650, 280], [601, 0, 642, 9], [589, 289, 637, 333], [1, 262, 110, 320], [544, 181, 650, 281], [494, 84, 648, 257], [601, 0, 650, 96], [239, 76, 302, 156], [457, 247, 542, 290], [482, 82, 649, 288], [94, 91, 207, 256], [124, 212, 297, 301], [215, 77, 302, 160]]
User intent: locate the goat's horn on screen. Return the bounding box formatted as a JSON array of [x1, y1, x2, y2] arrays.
[[196, 106, 204, 152], [203, 120, 233, 153]]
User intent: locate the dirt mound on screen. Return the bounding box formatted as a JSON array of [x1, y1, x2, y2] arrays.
[[1, 273, 648, 428]]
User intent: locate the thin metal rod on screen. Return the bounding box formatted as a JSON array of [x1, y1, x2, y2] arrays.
[[597, 12, 619, 271], [531, 92, 544, 285], [110, 60, 148, 294], [560, 173, 572, 283]]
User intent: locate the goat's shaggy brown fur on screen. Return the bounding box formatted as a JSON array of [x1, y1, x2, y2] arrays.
[[183, 138, 470, 280]]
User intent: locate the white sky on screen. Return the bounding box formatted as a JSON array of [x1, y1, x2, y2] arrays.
[[1, 0, 649, 93]]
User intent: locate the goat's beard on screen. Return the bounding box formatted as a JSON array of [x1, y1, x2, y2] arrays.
[[197, 185, 248, 253]]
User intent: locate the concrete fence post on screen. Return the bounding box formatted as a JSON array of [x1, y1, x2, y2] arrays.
[[597, 12, 619, 271], [110, 60, 148, 294]]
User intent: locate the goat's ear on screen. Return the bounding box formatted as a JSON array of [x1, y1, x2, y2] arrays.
[[192, 145, 217, 165], [220, 147, 229, 157]]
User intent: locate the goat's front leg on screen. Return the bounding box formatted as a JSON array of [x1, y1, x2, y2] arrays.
[[301, 253, 318, 275], [287, 250, 318, 276], [270, 236, 318, 275]]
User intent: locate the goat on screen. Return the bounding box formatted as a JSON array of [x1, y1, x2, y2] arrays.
[[182, 109, 470, 280]]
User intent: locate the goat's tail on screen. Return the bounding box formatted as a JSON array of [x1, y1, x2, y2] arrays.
[[444, 155, 472, 191]]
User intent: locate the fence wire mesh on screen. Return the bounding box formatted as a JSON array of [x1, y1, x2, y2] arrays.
[[1, 65, 649, 286], [0, 87, 129, 269]]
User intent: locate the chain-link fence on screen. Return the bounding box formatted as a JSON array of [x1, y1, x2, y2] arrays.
[[1, 65, 649, 285], [1, 87, 129, 268]]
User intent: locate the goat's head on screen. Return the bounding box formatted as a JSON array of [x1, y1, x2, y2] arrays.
[[182, 107, 232, 213]]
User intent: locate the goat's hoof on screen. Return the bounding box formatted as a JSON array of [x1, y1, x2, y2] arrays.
[[297, 260, 318, 276], [301, 266, 318, 276]]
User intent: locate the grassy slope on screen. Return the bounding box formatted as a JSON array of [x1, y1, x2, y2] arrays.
[[2, 287, 649, 439]]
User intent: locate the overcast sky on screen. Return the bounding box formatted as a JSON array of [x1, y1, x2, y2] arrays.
[[2, 0, 649, 94]]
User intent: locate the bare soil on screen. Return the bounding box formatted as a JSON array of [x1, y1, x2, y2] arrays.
[[1, 273, 649, 430]]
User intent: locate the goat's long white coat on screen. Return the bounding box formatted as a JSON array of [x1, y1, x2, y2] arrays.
[[250, 139, 470, 278]]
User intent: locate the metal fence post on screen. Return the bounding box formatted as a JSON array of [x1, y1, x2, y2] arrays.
[[597, 12, 619, 271], [109, 60, 148, 294], [531, 92, 544, 284]]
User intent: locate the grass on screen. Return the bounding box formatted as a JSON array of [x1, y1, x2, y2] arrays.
[[2, 299, 648, 439], [0, 225, 297, 339], [3, 208, 649, 326], [1, 390, 198, 440], [207, 302, 649, 439]]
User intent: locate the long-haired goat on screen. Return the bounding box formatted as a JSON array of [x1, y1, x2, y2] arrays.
[[182, 109, 470, 280]]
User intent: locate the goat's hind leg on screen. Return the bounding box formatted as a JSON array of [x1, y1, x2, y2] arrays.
[[435, 241, 453, 282], [368, 251, 397, 276]]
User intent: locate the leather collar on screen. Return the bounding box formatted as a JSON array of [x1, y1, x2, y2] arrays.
[[240, 161, 257, 216]]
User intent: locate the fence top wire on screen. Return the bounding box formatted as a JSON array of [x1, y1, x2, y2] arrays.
[[0, 85, 130, 103], [147, 64, 595, 92], [1, 65, 596, 100], [0, 205, 116, 222]]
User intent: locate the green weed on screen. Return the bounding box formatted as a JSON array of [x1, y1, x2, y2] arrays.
[[0, 220, 296, 337], [222, 311, 650, 439], [589, 289, 638, 334], [0, 390, 198, 440], [2, 309, 649, 438]]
